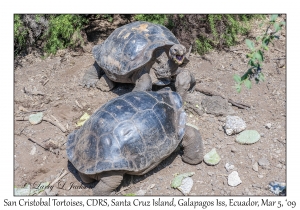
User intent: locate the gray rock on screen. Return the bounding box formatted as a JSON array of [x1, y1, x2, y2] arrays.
[[225, 163, 234, 171], [201, 96, 235, 116], [228, 171, 242, 187], [224, 116, 246, 135], [252, 162, 259, 172], [30, 145, 37, 155], [258, 157, 270, 166], [265, 123, 272, 129]]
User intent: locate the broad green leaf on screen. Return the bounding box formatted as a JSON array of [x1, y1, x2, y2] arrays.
[[254, 52, 263, 62], [171, 172, 195, 188], [244, 79, 252, 89], [204, 148, 221, 166], [274, 22, 281, 33], [259, 73, 265, 81], [245, 39, 255, 51], [236, 130, 260, 144], [263, 37, 270, 46], [233, 74, 241, 83], [262, 43, 269, 51], [270, 14, 278, 22]]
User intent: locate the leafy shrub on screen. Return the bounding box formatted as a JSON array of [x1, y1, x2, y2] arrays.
[[14, 14, 49, 55], [134, 14, 170, 26], [14, 14, 88, 56], [234, 14, 285, 92], [44, 15, 88, 54]]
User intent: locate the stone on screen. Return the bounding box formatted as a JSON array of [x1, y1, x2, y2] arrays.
[[224, 116, 246, 135], [228, 171, 242, 187], [265, 123, 272, 129], [225, 163, 234, 171], [258, 157, 270, 166], [252, 162, 259, 172], [201, 96, 235, 116]]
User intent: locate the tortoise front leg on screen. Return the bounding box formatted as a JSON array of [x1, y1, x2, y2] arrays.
[[92, 171, 124, 196], [181, 125, 204, 165], [81, 61, 104, 88], [175, 69, 196, 101], [133, 73, 152, 91]]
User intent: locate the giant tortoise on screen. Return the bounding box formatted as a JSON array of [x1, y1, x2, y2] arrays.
[[67, 88, 203, 195], [81, 21, 195, 100]]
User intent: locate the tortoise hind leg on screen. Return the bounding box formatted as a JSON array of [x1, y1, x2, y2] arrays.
[[79, 172, 95, 183], [181, 125, 204, 164], [93, 171, 124, 196]]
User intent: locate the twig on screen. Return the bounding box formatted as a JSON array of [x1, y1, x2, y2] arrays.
[[43, 79, 49, 86], [27, 137, 57, 154], [21, 109, 47, 114], [43, 116, 67, 133], [15, 115, 67, 133], [75, 100, 83, 109], [50, 169, 68, 187], [194, 86, 251, 109], [274, 48, 285, 53]]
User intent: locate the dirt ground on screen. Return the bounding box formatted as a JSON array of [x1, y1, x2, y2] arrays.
[[13, 17, 286, 196]]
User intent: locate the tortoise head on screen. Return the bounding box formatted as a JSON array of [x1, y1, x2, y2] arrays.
[[169, 44, 186, 65]]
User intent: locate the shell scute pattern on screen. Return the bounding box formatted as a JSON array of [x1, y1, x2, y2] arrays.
[[67, 90, 185, 175], [95, 21, 180, 76]]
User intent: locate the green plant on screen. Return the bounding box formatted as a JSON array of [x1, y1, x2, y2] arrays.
[[44, 15, 88, 54], [14, 14, 27, 55], [134, 14, 169, 26], [234, 14, 285, 92], [124, 193, 136, 196], [194, 36, 213, 55], [102, 14, 113, 22]]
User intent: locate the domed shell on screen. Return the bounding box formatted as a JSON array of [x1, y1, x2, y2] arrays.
[[92, 21, 180, 77], [67, 90, 186, 175]]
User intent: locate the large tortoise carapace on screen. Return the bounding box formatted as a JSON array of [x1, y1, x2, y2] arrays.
[[67, 88, 203, 195], [81, 21, 195, 101]]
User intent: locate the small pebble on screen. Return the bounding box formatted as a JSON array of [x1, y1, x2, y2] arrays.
[[207, 172, 214, 176], [228, 171, 242, 187], [224, 116, 246, 135], [30, 145, 37, 155], [225, 163, 234, 171], [252, 162, 259, 172], [258, 157, 270, 166], [258, 174, 264, 179], [231, 146, 237, 153], [265, 123, 272, 129]]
